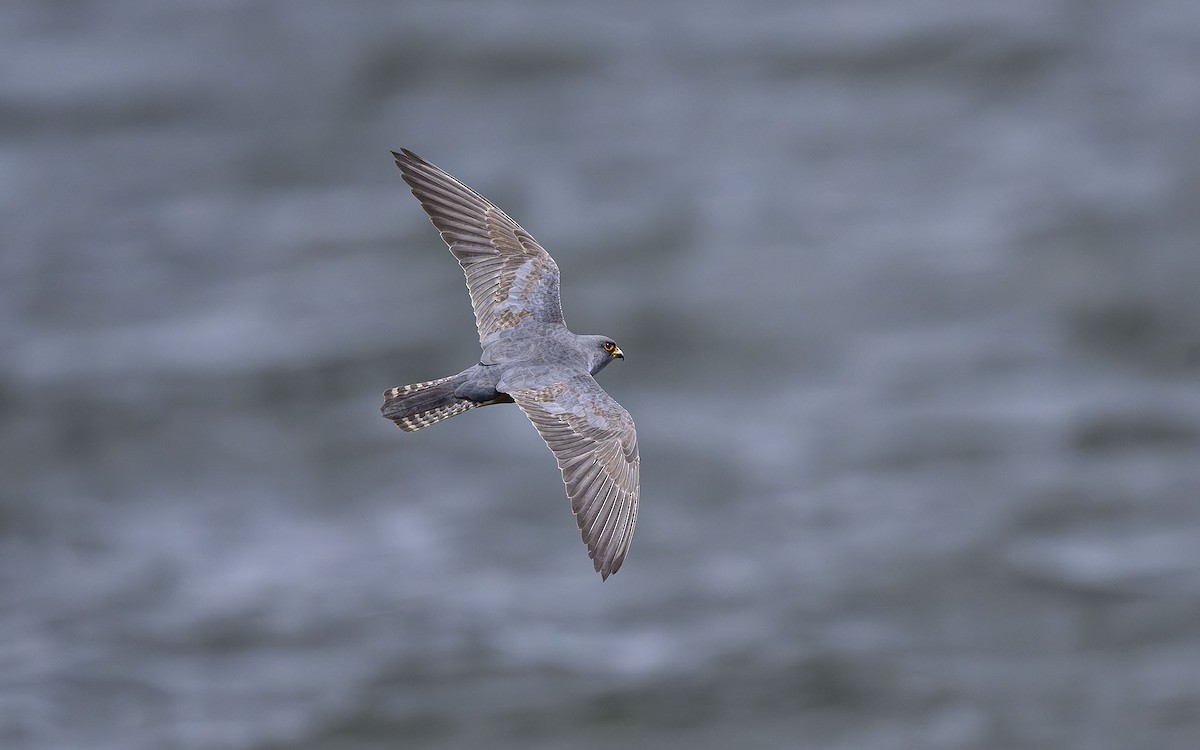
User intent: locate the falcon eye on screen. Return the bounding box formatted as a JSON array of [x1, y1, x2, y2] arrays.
[[602, 342, 616, 352]]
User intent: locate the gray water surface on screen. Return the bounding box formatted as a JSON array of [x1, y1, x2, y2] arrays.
[[3, 1, 1199, 748]]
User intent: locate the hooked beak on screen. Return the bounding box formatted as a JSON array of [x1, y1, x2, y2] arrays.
[[612, 346, 624, 359]]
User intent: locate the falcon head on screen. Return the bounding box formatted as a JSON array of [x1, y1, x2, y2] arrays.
[[580, 335, 624, 375]]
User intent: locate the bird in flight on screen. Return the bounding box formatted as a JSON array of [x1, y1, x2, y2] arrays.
[[381, 149, 640, 580]]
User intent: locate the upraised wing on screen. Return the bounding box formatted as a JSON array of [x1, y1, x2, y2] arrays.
[[509, 375, 640, 580], [394, 149, 565, 345]]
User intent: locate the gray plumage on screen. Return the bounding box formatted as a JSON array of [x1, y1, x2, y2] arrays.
[[381, 149, 639, 580]]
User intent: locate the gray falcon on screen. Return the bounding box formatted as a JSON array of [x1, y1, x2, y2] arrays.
[[381, 149, 639, 580]]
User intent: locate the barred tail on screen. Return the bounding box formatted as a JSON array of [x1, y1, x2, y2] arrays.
[[381, 374, 482, 432]]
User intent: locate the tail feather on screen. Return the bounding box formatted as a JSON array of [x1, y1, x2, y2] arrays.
[[382, 374, 482, 432]]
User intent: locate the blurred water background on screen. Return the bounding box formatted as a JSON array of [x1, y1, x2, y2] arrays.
[[3, 1, 1199, 748]]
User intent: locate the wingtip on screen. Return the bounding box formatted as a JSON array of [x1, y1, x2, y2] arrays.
[[391, 149, 428, 193], [391, 147, 421, 166], [597, 560, 621, 581]]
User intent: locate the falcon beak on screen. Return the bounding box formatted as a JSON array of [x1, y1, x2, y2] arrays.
[[613, 346, 624, 359]]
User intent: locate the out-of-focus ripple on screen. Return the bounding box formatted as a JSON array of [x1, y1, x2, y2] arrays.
[[3, 1, 1200, 749]]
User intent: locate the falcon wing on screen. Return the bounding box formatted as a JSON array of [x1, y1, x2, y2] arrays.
[[393, 149, 566, 345], [509, 375, 640, 580]]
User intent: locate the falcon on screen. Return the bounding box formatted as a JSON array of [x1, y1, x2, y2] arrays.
[[381, 149, 640, 580]]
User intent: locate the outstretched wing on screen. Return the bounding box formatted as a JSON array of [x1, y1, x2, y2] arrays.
[[509, 375, 640, 580], [393, 149, 565, 345]]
